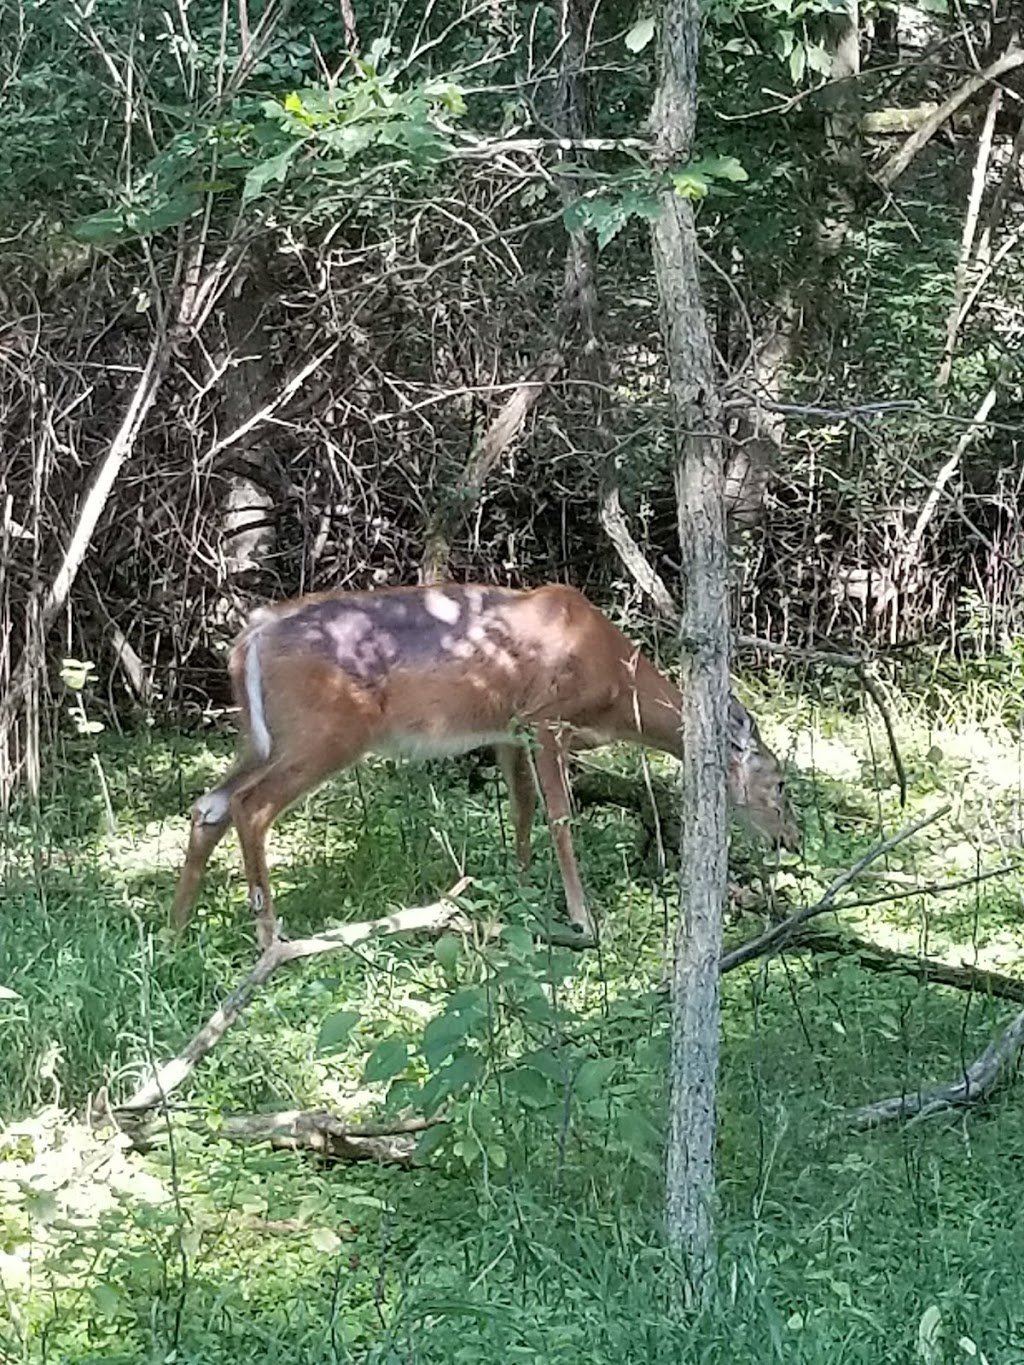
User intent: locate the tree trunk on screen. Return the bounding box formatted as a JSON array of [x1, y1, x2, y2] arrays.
[[650, 0, 730, 1303], [213, 270, 276, 625]]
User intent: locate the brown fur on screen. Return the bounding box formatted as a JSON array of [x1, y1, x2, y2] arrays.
[[171, 583, 800, 946]]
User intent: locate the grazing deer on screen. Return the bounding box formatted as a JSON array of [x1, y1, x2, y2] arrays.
[[171, 583, 800, 947]]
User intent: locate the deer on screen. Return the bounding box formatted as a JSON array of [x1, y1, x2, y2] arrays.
[[171, 582, 801, 948]]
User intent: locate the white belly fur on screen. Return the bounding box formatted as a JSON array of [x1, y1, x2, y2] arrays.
[[376, 729, 517, 760]]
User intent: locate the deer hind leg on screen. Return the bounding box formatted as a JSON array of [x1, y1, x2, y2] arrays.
[[495, 742, 536, 877], [531, 725, 595, 938], [171, 751, 261, 935], [228, 739, 360, 950]]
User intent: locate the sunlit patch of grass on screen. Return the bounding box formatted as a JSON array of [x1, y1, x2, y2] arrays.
[[3, 679, 1024, 1360]]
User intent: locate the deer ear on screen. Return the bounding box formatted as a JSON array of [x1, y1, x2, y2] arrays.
[[728, 696, 755, 749]]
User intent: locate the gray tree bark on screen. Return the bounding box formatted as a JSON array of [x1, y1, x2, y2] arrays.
[[649, 0, 730, 1302]]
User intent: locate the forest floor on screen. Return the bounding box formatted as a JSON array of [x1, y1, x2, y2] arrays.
[[2, 678, 1024, 1363]]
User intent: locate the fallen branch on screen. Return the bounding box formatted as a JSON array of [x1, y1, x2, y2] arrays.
[[121, 1108, 430, 1164], [719, 806, 950, 974], [220, 1111, 423, 1163], [158, 1108, 435, 1165], [845, 1005, 1024, 1130], [117, 880, 473, 1115], [876, 44, 1024, 189], [790, 926, 1024, 1004]]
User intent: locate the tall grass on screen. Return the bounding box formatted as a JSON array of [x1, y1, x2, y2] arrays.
[[2, 683, 1024, 1363]]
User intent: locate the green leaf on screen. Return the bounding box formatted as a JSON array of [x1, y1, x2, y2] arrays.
[[503, 1065, 555, 1108], [575, 1057, 618, 1101], [421, 1010, 472, 1069], [671, 171, 709, 200], [420, 1053, 481, 1112], [500, 924, 535, 957], [243, 141, 302, 204], [91, 1283, 123, 1318], [412, 1123, 449, 1163], [130, 193, 200, 234], [694, 155, 748, 183], [789, 43, 806, 84], [614, 1108, 661, 1173], [362, 1038, 409, 1084], [316, 1009, 360, 1055], [423, 79, 466, 116], [528, 1048, 568, 1083], [434, 934, 461, 976], [487, 1142, 507, 1170], [71, 209, 126, 244], [624, 16, 655, 52]]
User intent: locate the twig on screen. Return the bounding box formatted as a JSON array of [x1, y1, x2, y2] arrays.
[[719, 806, 951, 974], [116, 879, 472, 1114], [845, 1004, 1024, 1129], [790, 926, 1024, 1003]]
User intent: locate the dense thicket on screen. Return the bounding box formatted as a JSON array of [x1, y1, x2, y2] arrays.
[[1, 0, 1021, 756]]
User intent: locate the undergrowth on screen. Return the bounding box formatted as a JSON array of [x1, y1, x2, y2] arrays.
[[2, 670, 1024, 1363]]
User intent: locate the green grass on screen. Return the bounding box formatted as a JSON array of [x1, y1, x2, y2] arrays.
[[2, 688, 1024, 1363]]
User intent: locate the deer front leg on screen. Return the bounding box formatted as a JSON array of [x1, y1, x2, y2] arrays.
[[228, 740, 358, 950], [496, 742, 536, 876], [532, 725, 595, 938]]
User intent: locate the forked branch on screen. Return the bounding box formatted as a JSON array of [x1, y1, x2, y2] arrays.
[[117, 879, 473, 1115], [719, 806, 950, 974], [846, 1005, 1024, 1130], [876, 44, 1024, 189]]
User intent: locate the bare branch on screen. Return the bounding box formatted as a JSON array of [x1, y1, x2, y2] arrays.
[[0, 334, 167, 738], [846, 1006, 1024, 1129], [117, 880, 472, 1115], [720, 807, 950, 974], [876, 44, 1024, 189]]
